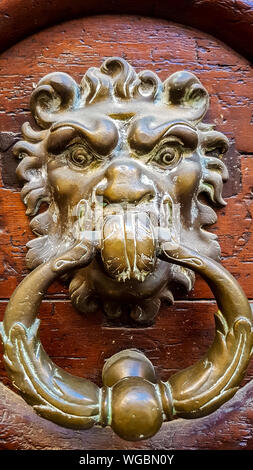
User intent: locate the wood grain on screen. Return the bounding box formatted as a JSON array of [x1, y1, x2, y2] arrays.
[[0, 14, 252, 449], [0, 1, 253, 61]]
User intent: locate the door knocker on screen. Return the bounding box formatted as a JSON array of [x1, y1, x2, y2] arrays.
[[0, 57, 252, 441]]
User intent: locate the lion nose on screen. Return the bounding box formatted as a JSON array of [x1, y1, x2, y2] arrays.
[[97, 160, 155, 204]]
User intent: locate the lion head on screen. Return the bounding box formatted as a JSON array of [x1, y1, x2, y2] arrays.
[[13, 57, 229, 324]]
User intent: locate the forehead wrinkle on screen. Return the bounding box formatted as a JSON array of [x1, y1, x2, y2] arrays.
[[48, 117, 119, 155], [128, 116, 198, 153]]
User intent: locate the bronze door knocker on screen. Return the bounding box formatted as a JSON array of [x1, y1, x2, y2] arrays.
[[0, 57, 252, 441]]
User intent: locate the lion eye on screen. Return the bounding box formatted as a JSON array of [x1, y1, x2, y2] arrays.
[[155, 146, 180, 168], [68, 145, 91, 168]]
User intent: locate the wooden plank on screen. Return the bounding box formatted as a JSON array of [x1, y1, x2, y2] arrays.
[[0, 1, 253, 61]]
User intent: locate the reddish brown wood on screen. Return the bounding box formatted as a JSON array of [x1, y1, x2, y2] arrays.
[[0, 14, 252, 449], [0, 1, 253, 61]]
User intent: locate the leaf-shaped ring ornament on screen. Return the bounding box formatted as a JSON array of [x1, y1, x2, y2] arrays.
[[0, 59, 253, 441], [0, 240, 252, 441]]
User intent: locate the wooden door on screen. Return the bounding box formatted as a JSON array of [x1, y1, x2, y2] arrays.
[[0, 0, 252, 450]]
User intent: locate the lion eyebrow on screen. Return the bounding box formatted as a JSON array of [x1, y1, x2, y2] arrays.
[[128, 116, 198, 153], [47, 118, 119, 156]]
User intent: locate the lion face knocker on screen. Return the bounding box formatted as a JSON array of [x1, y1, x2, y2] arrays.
[[14, 57, 229, 323], [0, 58, 252, 441]]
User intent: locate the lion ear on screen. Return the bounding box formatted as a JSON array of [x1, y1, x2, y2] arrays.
[[163, 71, 209, 122], [30, 72, 79, 129]]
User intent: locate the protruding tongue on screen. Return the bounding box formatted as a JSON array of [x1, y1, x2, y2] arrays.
[[101, 212, 156, 282]]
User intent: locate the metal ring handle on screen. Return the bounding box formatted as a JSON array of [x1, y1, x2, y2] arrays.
[[1, 240, 252, 441]]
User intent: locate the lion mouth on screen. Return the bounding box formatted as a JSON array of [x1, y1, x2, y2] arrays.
[[77, 196, 175, 283]]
